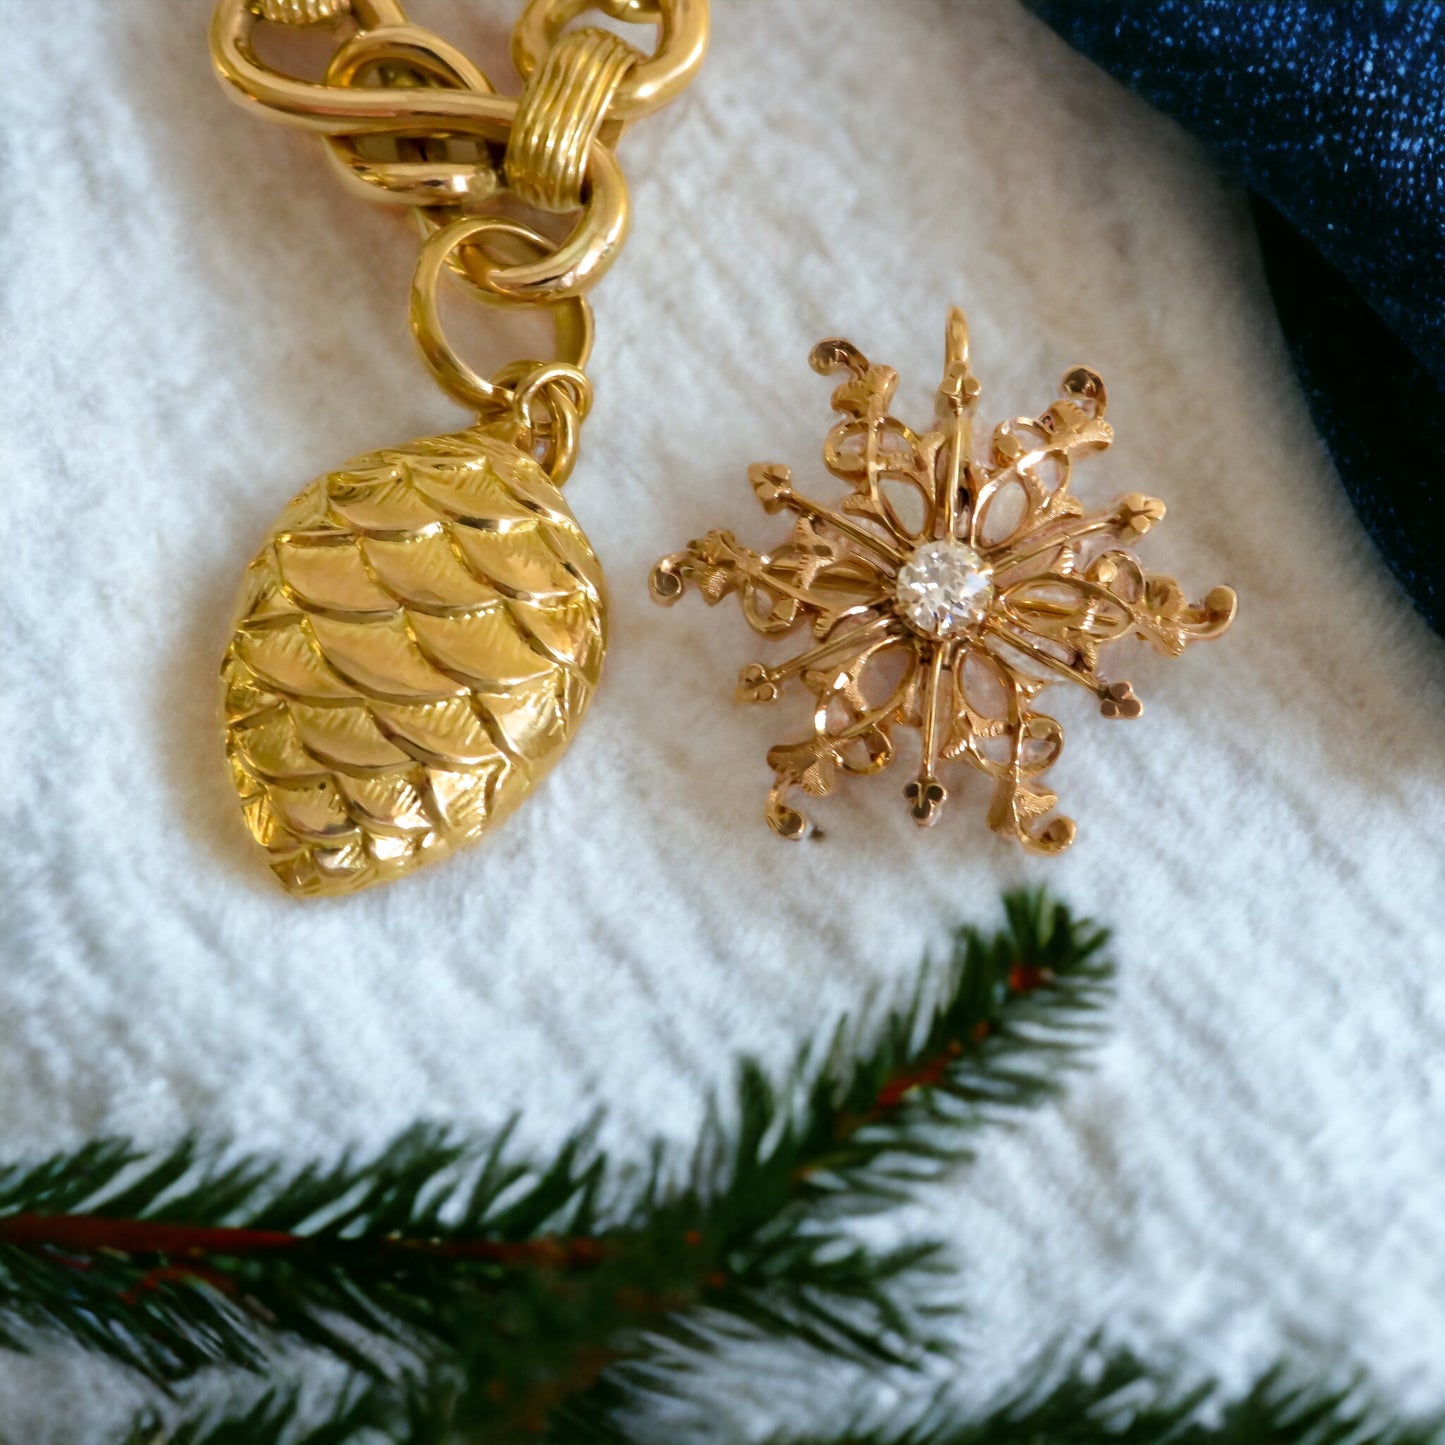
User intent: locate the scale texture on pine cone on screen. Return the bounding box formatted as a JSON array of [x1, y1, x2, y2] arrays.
[[220, 424, 606, 898]]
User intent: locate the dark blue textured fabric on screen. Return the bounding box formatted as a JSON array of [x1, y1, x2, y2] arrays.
[[1027, 1, 1445, 637]]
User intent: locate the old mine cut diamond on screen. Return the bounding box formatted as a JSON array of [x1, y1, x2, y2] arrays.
[[895, 539, 994, 637]]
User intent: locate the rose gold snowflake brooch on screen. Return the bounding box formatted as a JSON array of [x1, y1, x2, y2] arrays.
[[649, 308, 1236, 854]]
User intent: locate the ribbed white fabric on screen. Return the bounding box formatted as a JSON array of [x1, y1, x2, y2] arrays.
[[2, 2, 1443, 1438]]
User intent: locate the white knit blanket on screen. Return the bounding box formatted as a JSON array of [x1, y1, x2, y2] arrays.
[[3, 1, 1444, 1437]]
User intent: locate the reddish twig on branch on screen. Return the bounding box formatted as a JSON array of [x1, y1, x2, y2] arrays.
[[0, 1215, 609, 1269]]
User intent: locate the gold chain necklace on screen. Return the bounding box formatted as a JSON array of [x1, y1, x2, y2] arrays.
[[209, 0, 706, 897]]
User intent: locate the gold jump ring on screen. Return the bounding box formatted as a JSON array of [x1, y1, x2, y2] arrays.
[[410, 216, 593, 414]]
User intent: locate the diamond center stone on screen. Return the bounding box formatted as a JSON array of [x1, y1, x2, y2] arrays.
[[895, 539, 993, 637]]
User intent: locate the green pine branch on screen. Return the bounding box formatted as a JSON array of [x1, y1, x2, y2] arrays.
[[123, 1352, 1443, 1445], [765, 1350, 1441, 1445], [126, 1387, 394, 1445], [0, 1123, 607, 1382], [6, 890, 1436, 1442], [0, 890, 1112, 1437]]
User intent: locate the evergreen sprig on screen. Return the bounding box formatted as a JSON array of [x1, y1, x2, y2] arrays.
[[0, 1123, 605, 1382], [767, 1351, 1440, 1445], [7, 891, 1431, 1442], [0, 888, 1109, 1432], [123, 1352, 1440, 1445]]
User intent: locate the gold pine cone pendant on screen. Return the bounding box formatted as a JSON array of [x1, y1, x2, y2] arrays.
[[221, 422, 606, 898]]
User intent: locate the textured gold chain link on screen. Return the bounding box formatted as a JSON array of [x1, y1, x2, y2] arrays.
[[210, 0, 707, 483], [257, 0, 351, 23], [504, 28, 638, 212]]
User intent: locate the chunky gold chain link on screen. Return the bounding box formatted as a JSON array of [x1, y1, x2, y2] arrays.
[[504, 27, 638, 212], [210, 0, 707, 484]]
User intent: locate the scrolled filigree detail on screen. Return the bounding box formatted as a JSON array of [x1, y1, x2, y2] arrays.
[[651, 307, 1237, 852]]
